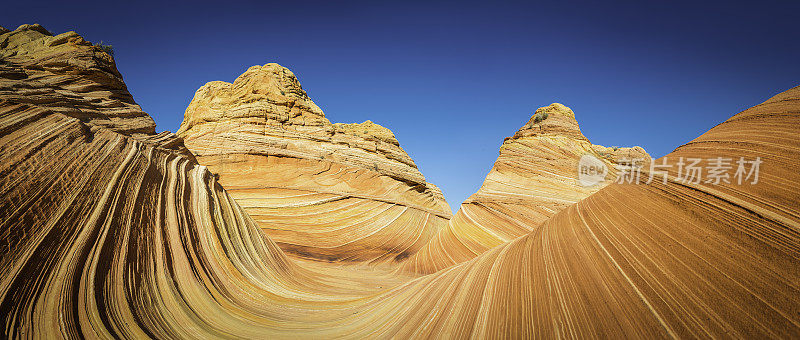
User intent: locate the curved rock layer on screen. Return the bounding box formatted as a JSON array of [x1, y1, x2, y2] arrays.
[[0, 24, 193, 158], [402, 103, 650, 273], [3, 82, 799, 339], [177, 63, 451, 264], [1, 25, 799, 338], [383, 87, 800, 337], [0, 101, 415, 338]]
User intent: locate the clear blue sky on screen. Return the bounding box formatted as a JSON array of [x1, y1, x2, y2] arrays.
[[4, 1, 799, 212]]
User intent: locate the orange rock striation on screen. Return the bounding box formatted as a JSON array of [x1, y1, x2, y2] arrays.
[[0, 24, 193, 158], [177, 63, 451, 264], [402, 103, 650, 273], [1, 24, 798, 338]]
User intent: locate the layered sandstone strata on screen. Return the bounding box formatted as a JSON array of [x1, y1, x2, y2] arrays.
[[0, 24, 193, 157], [402, 103, 651, 273], [385, 86, 800, 337], [1, 24, 798, 338], [3, 71, 798, 339], [177, 63, 451, 263]]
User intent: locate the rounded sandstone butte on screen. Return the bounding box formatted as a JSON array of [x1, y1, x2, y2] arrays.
[[177, 63, 423, 183], [402, 102, 651, 274], [178, 63, 452, 264], [178, 63, 328, 134], [508, 102, 589, 141]]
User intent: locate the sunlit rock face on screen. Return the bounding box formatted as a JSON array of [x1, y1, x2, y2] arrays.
[[177, 63, 452, 264], [2, 24, 799, 339], [402, 103, 651, 273], [0, 24, 194, 158]]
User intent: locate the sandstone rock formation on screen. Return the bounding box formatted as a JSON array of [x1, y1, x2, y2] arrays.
[[177, 66, 651, 274], [402, 103, 650, 273], [0, 24, 193, 158], [1, 24, 799, 338], [385, 86, 800, 337], [177, 63, 451, 264]]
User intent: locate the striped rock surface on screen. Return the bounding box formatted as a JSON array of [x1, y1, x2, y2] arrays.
[[402, 103, 651, 273], [1, 24, 799, 338], [0, 24, 193, 158], [385, 86, 800, 338], [176, 64, 451, 264]]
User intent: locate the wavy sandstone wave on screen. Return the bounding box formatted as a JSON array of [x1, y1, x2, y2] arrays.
[[176, 64, 451, 265], [402, 103, 651, 273], [1, 24, 798, 338]]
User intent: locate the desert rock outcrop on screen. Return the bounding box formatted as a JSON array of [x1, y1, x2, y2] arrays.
[[177, 63, 451, 264], [402, 103, 650, 273], [0, 24, 193, 158], [1, 24, 798, 339]]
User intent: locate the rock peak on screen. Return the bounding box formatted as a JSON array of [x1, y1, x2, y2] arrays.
[[536, 103, 575, 118], [238, 63, 315, 102], [332, 120, 399, 145], [176, 63, 453, 262], [507, 102, 587, 142], [0, 24, 195, 159], [177, 63, 327, 135], [13, 23, 52, 35], [177, 63, 449, 197], [0, 23, 159, 136]]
